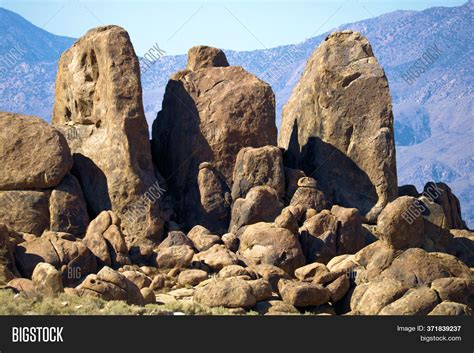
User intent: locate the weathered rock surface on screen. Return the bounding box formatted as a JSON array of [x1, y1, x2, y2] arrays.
[[350, 278, 408, 315], [378, 287, 440, 315], [49, 174, 89, 237], [229, 186, 281, 233], [283, 168, 306, 203], [195, 162, 231, 234], [0, 190, 51, 235], [194, 278, 256, 309], [347, 244, 473, 315], [122, 271, 152, 289], [0, 224, 20, 282], [77, 266, 144, 305], [353, 241, 397, 282], [331, 205, 366, 254], [157, 231, 193, 250], [231, 146, 285, 200], [290, 177, 330, 212], [398, 185, 419, 198], [295, 263, 329, 282], [430, 277, 473, 308], [449, 229, 474, 267], [326, 273, 351, 303], [6, 278, 37, 295], [300, 206, 366, 264], [156, 245, 194, 269], [193, 244, 239, 271], [279, 31, 397, 223], [178, 269, 208, 286], [422, 182, 467, 230], [187, 45, 229, 71], [278, 279, 331, 307], [239, 222, 305, 275], [0, 112, 72, 190], [379, 249, 471, 287], [151, 46, 277, 230], [248, 278, 273, 301], [141, 287, 156, 305], [274, 207, 300, 235], [15, 232, 97, 281], [221, 232, 239, 252], [253, 299, 300, 315], [0, 181, 89, 238], [82, 211, 130, 269], [32, 262, 64, 297], [52, 25, 164, 244], [187, 225, 220, 252], [218, 265, 250, 279], [428, 301, 472, 315], [377, 196, 425, 250]]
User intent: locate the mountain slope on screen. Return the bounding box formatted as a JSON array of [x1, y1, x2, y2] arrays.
[[0, 3, 472, 226], [0, 8, 75, 118]]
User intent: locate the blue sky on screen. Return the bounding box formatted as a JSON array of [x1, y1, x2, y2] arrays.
[[0, 0, 466, 55]]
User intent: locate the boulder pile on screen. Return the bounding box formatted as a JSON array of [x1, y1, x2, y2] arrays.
[[0, 27, 472, 316]]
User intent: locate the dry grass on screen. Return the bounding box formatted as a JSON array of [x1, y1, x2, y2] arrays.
[[0, 289, 258, 316]]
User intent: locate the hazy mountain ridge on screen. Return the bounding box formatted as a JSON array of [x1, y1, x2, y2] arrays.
[[0, 3, 472, 226]]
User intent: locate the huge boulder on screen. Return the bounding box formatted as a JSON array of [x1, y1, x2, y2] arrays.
[[77, 266, 144, 305], [238, 222, 305, 275], [193, 244, 239, 271], [0, 114, 86, 237], [32, 262, 64, 297], [278, 279, 331, 307], [422, 182, 467, 230], [449, 229, 474, 266], [350, 278, 409, 315], [379, 248, 471, 287], [430, 278, 473, 309], [155, 245, 194, 269], [195, 162, 231, 234], [52, 25, 164, 245], [82, 211, 130, 268], [300, 206, 366, 264], [278, 31, 397, 223], [187, 45, 229, 71], [300, 210, 338, 264], [231, 146, 285, 200], [0, 224, 21, 282], [377, 196, 425, 250], [429, 302, 472, 316], [290, 177, 330, 212], [49, 174, 89, 237], [378, 287, 440, 315], [229, 186, 281, 233], [157, 231, 194, 250], [0, 177, 88, 237], [348, 245, 473, 315], [15, 232, 97, 282], [0, 112, 72, 190], [187, 225, 221, 252], [194, 277, 256, 309], [151, 45, 277, 230], [0, 190, 51, 235]]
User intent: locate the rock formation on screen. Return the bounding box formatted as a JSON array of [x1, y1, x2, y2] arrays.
[[278, 31, 398, 223], [0, 27, 471, 316], [0, 113, 88, 237], [52, 25, 164, 245], [0, 112, 72, 190], [151, 45, 277, 231], [231, 145, 285, 200]]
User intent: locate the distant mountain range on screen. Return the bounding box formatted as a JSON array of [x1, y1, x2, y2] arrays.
[[0, 2, 472, 227]]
